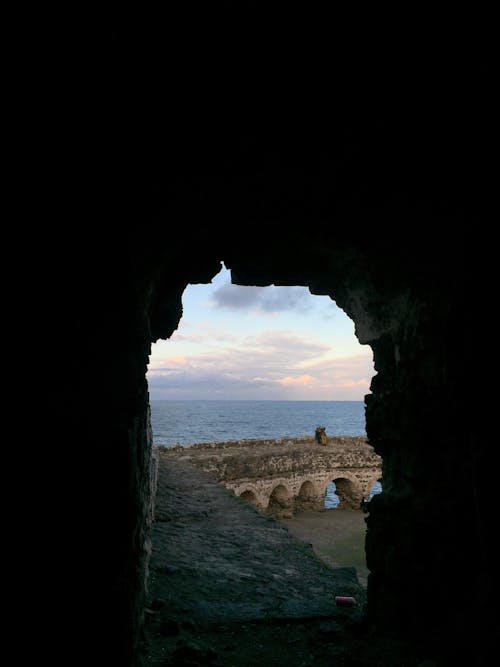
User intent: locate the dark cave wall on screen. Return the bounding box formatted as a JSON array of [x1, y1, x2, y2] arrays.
[[90, 271, 160, 666], [347, 278, 473, 655]]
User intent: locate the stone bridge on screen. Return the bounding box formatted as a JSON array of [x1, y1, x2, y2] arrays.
[[157, 436, 382, 516]]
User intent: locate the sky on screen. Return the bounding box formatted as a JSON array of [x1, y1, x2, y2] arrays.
[[146, 265, 375, 400]]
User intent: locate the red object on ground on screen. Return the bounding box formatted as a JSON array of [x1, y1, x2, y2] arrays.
[[335, 596, 356, 607]]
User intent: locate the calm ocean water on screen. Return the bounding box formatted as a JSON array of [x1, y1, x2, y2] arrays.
[[150, 400, 366, 446]]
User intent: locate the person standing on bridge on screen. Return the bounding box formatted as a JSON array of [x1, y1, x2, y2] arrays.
[[315, 426, 327, 445]]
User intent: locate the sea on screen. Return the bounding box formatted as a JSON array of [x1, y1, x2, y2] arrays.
[[150, 400, 381, 506], [150, 400, 366, 446]]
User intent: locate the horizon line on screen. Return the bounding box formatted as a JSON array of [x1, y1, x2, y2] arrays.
[[149, 398, 366, 402]]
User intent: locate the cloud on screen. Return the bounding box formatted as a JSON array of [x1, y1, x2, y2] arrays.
[[211, 281, 314, 313], [146, 267, 370, 399], [147, 330, 374, 399], [242, 330, 329, 361], [169, 322, 237, 343], [277, 374, 315, 386]]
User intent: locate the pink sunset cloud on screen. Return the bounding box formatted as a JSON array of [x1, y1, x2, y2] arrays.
[[277, 374, 315, 386]]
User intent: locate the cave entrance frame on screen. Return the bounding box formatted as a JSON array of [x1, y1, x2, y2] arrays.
[[135, 227, 466, 665], [73, 98, 474, 665], [151, 262, 378, 564]]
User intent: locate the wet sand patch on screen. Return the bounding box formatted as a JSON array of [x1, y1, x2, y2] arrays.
[[280, 509, 369, 586]]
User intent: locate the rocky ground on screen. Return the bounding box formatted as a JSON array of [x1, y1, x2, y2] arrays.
[[141, 453, 423, 666]]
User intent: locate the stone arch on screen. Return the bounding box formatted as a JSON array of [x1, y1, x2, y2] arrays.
[[240, 489, 258, 506], [298, 480, 316, 499], [227, 482, 266, 509], [267, 483, 293, 517], [334, 477, 362, 510], [322, 472, 363, 510], [294, 480, 321, 511], [320, 470, 363, 496], [366, 473, 383, 495], [366, 474, 383, 501]]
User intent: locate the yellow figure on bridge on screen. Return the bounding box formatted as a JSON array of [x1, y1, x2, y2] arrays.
[[314, 426, 328, 445]]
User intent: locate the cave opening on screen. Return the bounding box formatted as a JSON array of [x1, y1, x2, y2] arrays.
[[95, 213, 470, 667], [143, 265, 386, 663], [90, 224, 473, 667], [147, 264, 374, 409]]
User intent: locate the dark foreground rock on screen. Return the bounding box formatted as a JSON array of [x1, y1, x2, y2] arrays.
[[141, 454, 421, 666]]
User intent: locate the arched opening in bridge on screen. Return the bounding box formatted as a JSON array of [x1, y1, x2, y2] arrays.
[[240, 489, 258, 505], [324, 476, 362, 510], [295, 480, 318, 511], [268, 484, 292, 514], [325, 481, 340, 508], [369, 479, 382, 501], [361, 479, 383, 512], [298, 481, 315, 501]]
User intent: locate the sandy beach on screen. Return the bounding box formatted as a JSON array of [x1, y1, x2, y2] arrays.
[[280, 508, 369, 586]]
